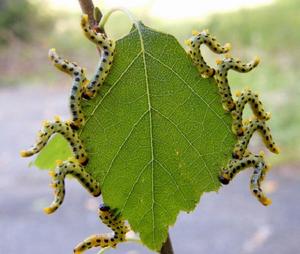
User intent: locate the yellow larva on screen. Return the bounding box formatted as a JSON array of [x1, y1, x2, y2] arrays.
[[73, 204, 129, 254], [20, 116, 88, 165], [219, 152, 272, 206], [80, 14, 115, 99], [231, 89, 271, 136], [232, 119, 280, 159], [215, 56, 260, 111], [185, 29, 231, 77], [49, 49, 87, 129], [44, 159, 101, 214]]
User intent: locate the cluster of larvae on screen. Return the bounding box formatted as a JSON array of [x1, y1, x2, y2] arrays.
[[20, 14, 129, 253], [185, 29, 280, 205]]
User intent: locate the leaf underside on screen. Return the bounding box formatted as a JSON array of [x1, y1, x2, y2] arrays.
[[34, 22, 235, 250]]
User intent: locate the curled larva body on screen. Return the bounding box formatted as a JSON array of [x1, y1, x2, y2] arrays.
[[232, 119, 280, 159], [44, 159, 101, 214], [185, 28, 279, 205], [185, 29, 231, 77], [215, 56, 260, 111], [49, 49, 87, 129], [219, 153, 272, 206], [80, 14, 115, 98], [231, 89, 271, 136], [20, 116, 88, 165], [73, 204, 129, 254]]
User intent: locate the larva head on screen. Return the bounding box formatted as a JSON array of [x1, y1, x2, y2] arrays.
[[99, 204, 110, 212], [98, 204, 115, 220], [218, 173, 230, 185]]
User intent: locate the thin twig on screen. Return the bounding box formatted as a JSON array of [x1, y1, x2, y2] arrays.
[[160, 234, 174, 254], [77, 1, 175, 253], [78, 0, 104, 33]]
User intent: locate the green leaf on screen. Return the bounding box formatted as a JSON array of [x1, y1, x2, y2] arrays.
[[31, 134, 72, 170], [33, 22, 235, 250]]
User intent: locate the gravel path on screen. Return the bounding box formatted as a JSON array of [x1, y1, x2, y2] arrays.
[[0, 86, 299, 254]]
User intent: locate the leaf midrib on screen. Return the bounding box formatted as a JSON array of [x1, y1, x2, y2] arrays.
[[136, 22, 157, 246]]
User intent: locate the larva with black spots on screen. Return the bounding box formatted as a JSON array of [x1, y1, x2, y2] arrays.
[[20, 115, 88, 165], [185, 29, 280, 205], [232, 119, 280, 159], [215, 56, 260, 111], [185, 29, 231, 77], [45, 159, 101, 214], [231, 89, 271, 136], [219, 152, 272, 206], [80, 14, 115, 99], [73, 204, 129, 254], [49, 49, 88, 129], [20, 10, 131, 253]]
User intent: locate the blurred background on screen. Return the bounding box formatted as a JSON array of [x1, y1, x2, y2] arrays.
[[0, 0, 299, 253]]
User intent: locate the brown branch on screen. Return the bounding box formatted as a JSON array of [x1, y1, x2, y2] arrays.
[[78, 1, 175, 253], [78, 0, 104, 33], [160, 234, 174, 254]]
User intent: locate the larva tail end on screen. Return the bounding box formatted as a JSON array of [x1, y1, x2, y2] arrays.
[[48, 48, 57, 60], [20, 150, 31, 157], [192, 30, 199, 36], [254, 56, 260, 66], [225, 53, 231, 59], [54, 115, 61, 122], [235, 90, 241, 97], [42, 120, 50, 127], [55, 159, 63, 166], [81, 14, 89, 27], [273, 145, 281, 154], [48, 170, 55, 177], [265, 112, 272, 120], [260, 196, 272, 206], [216, 58, 222, 65], [184, 39, 191, 46], [224, 43, 231, 52], [43, 206, 56, 215]]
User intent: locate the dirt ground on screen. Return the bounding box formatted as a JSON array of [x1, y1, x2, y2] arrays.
[[0, 86, 299, 254]]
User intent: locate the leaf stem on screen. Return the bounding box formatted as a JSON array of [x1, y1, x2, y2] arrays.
[[99, 7, 139, 31], [160, 234, 174, 254]]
